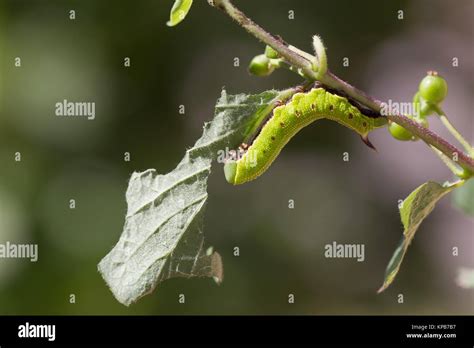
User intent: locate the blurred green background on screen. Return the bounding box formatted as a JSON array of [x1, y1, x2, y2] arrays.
[[0, 0, 472, 314]]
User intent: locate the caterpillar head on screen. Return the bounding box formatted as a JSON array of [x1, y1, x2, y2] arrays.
[[223, 147, 244, 184], [224, 161, 237, 184]]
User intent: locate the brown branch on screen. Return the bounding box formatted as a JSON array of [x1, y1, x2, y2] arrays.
[[208, 0, 474, 174]]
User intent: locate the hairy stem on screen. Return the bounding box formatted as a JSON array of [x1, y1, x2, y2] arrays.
[[208, 0, 474, 174], [435, 107, 474, 157], [209, 0, 316, 79], [387, 114, 473, 173], [429, 145, 464, 177]]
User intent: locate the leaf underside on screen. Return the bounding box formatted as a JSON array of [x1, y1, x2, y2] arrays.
[[378, 181, 458, 293], [98, 89, 279, 305]]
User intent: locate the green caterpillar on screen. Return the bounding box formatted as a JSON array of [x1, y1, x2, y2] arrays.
[[224, 87, 387, 185]]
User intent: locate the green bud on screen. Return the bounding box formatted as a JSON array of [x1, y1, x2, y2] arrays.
[[248, 54, 274, 77], [419, 71, 448, 104], [419, 99, 436, 117], [264, 45, 279, 59], [413, 91, 420, 105], [458, 169, 473, 180], [388, 122, 413, 141]]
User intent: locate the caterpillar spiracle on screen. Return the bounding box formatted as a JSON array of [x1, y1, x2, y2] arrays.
[[224, 87, 387, 185]]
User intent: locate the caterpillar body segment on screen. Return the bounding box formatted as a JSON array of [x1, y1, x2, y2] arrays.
[[224, 88, 387, 185]]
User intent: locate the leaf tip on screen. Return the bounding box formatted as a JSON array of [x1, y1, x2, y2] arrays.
[[167, 0, 193, 27], [377, 283, 388, 294]]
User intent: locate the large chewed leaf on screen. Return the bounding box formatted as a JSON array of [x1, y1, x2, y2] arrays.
[[98, 89, 280, 305], [452, 178, 474, 216], [378, 180, 461, 293], [167, 0, 193, 27]]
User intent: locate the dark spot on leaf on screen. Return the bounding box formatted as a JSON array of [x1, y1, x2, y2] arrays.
[[348, 113, 353, 119]]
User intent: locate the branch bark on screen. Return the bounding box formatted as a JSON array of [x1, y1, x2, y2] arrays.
[[208, 0, 474, 174]]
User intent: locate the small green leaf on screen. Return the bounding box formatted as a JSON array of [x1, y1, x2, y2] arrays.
[[167, 0, 193, 27], [452, 178, 474, 216], [98, 89, 280, 305], [378, 181, 459, 293]]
